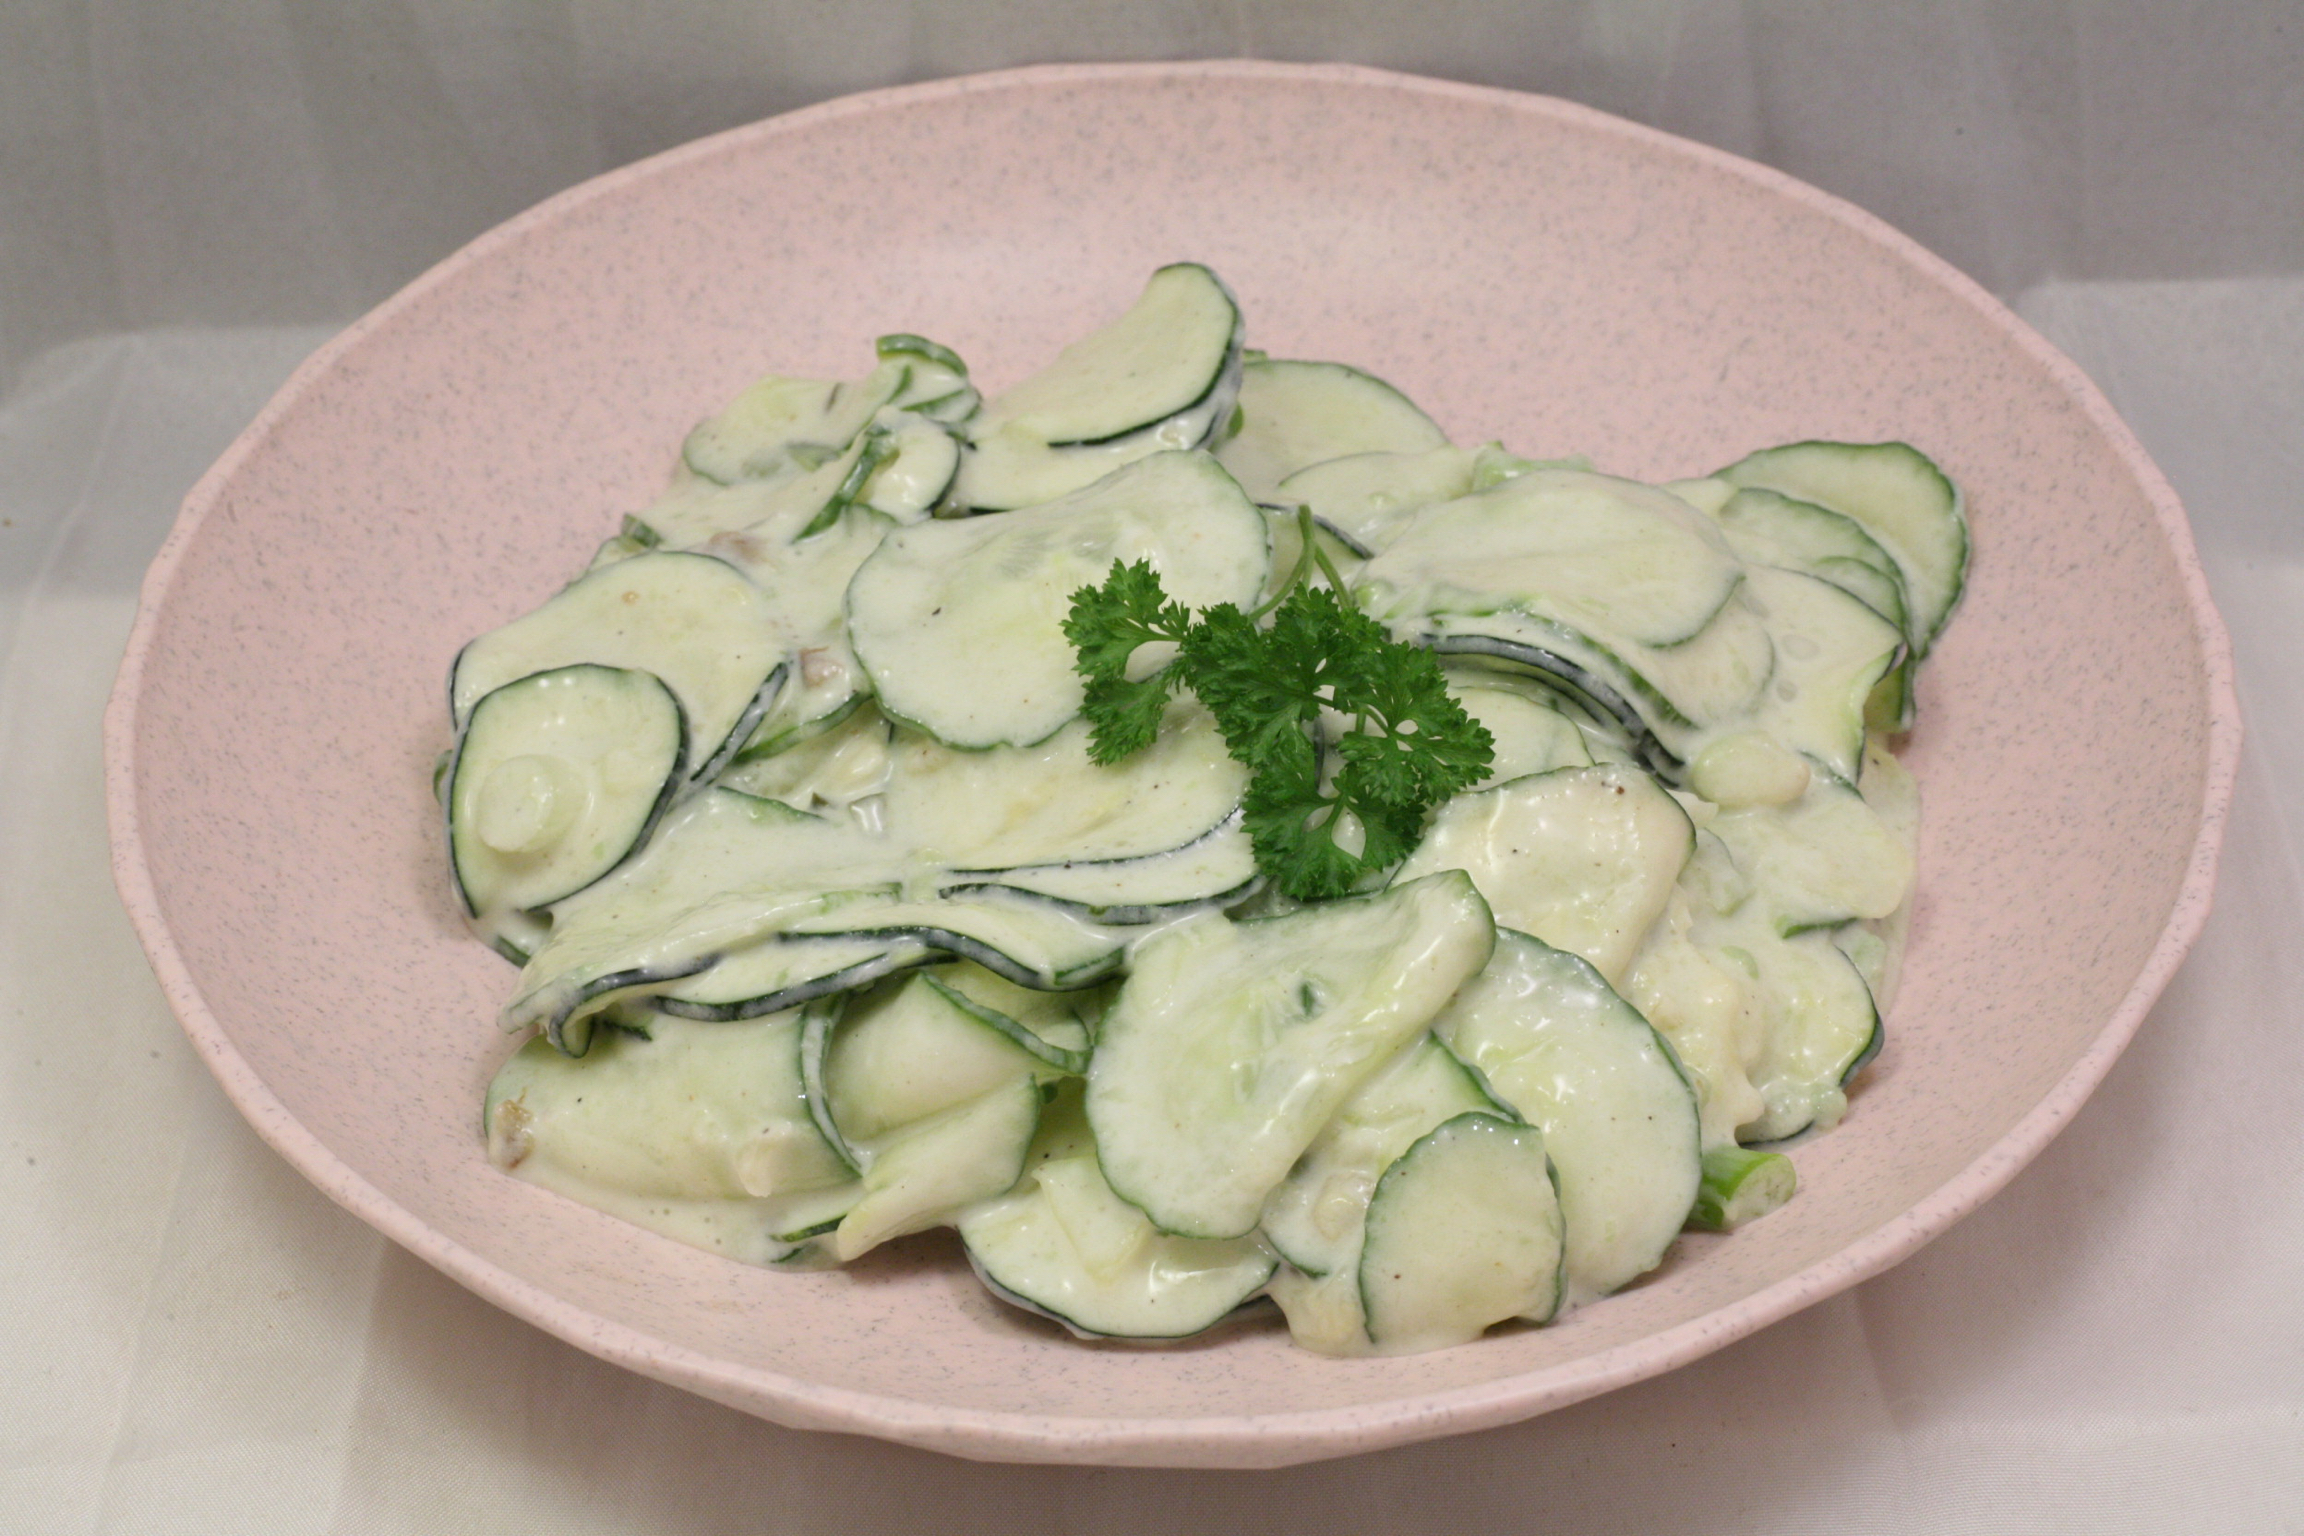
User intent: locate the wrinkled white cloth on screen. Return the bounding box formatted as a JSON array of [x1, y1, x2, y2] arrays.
[[2, 286, 2297, 1536]]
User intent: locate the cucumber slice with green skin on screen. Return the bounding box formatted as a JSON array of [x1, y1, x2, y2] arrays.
[[1357, 468, 1748, 650], [1394, 764, 1694, 988], [1688, 1147, 1797, 1231], [1717, 921, 1883, 1143], [1274, 443, 1562, 556], [1357, 1112, 1566, 1353], [648, 936, 935, 1021], [1087, 869, 1496, 1240], [1451, 684, 1594, 789], [1713, 487, 1908, 633], [483, 1012, 852, 1264], [939, 812, 1260, 925], [504, 789, 904, 1045], [877, 333, 980, 425], [1260, 1033, 1506, 1278], [1213, 358, 1450, 504], [1708, 778, 1913, 936], [1739, 565, 1905, 787], [830, 1074, 1046, 1261], [953, 265, 1246, 511], [846, 450, 1270, 750], [1623, 891, 1768, 1150], [880, 700, 1247, 871], [718, 700, 890, 812], [683, 360, 910, 486], [958, 1086, 1278, 1341], [1717, 441, 1968, 660], [450, 550, 787, 784], [1431, 930, 1703, 1307], [448, 664, 686, 922], [856, 413, 963, 523], [783, 891, 1127, 992], [1416, 593, 1778, 772]]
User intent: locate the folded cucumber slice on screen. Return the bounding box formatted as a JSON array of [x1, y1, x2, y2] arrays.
[[1719, 920, 1883, 1143], [451, 551, 786, 783], [823, 968, 1088, 1148], [1395, 764, 1693, 987], [1688, 1147, 1798, 1231], [718, 700, 889, 811], [1738, 565, 1905, 786], [1718, 441, 1968, 660], [448, 664, 685, 921], [1260, 1033, 1505, 1278], [952, 265, 1245, 511], [650, 936, 933, 1021], [1623, 891, 1769, 1150], [1714, 486, 1908, 633], [1215, 359, 1450, 504], [830, 1074, 1046, 1260], [876, 332, 980, 424], [683, 360, 910, 486], [1087, 870, 1496, 1240], [1709, 778, 1913, 935], [1431, 930, 1702, 1307], [958, 1086, 1277, 1340], [483, 1012, 852, 1263], [1357, 468, 1747, 650], [847, 450, 1269, 749], [1357, 1112, 1565, 1352]]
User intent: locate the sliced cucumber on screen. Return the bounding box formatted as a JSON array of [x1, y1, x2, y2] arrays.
[[448, 664, 685, 921], [879, 700, 1247, 870], [846, 450, 1269, 749], [783, 890, 1126, 992], [1260, 1033, 1503, 1278], [824, 967, 1087, 1146], [1739, 565, 1905, 786], [1357, 468, 1747, 650], [483, 1012, 851, 1263], [1708, 779, 1913, 935], [958, 1086, 1277, 1340], [1216, 360, 1450, 504], [940, 813, 1259, 924], [717, 700, 889, 811], [1719, 918, 1883, 1143], [877, 332, 980, 423], [1087, 869, 1495, 1240], [1622, 891, 1767, 1150], [1395, 764, 1694, 987], [1687, 1146, 1797, 1231], [1358, 1113, 1565, 1353], [830, 1074, 1045, 1261], [1714, 486, 1908, 633], [1274, 445, 1478, 554], [1717, 440, 1968, 660], [1431, 930, 1702, 1307], [649, 935, 932, 1021], [451, 551, 786, 783], [954, 265, 1245, 510], [683, 359, 908, 486], [1451, 683, 1593, 788]]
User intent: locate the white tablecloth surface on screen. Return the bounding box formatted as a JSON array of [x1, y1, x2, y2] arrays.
[[4, 9, 2302, 1529]]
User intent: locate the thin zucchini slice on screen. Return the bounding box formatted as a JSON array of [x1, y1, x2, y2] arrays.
[[1216, 360, 1450, 504], [1394, 764, 1694, 987], [1431, 930, 1702, 1307], [958, 1086, 1277, 1340], [1086, 869, 1496, 1240], [450, 550, 786, 782], [448, 664, 685, 920], [1357, 468, 1748, 650], [954, 265, 1246, 510], [1717, 440, 1968, 659], [483, 1012, 852, 1263], [846, 450, 1269, 749], [1357, 1112, 1565, 1352], [1260, 1033, 1504, 1278]]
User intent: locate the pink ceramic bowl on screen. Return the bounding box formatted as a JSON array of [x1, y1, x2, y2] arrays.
[[105, 62, 2238, 1467]]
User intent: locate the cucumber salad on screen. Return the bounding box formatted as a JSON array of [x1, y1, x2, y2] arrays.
[[449, 264, 1967, 1356]]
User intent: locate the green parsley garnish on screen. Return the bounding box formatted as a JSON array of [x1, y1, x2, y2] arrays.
[[1063, 511, 1492, 901]]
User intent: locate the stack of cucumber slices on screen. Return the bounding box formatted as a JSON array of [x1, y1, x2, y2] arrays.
[[448, 263, 1967, 1356]]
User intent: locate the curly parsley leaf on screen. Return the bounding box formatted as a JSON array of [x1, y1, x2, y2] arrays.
[[1064, 530, 1492, 901]]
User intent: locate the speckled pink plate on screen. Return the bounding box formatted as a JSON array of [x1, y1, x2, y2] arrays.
[[105, 62, 2238, 1467]]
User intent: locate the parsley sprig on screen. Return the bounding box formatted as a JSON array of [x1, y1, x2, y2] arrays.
[[1062, 511, 1492, 902]]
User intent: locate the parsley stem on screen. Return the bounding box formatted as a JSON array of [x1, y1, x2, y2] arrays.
[[1245, 506, 1325, 623]]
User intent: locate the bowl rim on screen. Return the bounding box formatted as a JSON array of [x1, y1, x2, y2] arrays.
[[102, 58, 2243, 1468]]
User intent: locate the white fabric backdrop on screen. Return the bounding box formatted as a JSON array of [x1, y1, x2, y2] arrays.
[[4, 6, 2301, 1530]]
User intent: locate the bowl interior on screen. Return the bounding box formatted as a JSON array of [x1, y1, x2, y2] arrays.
[[110, 63, 2230, 1467]]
